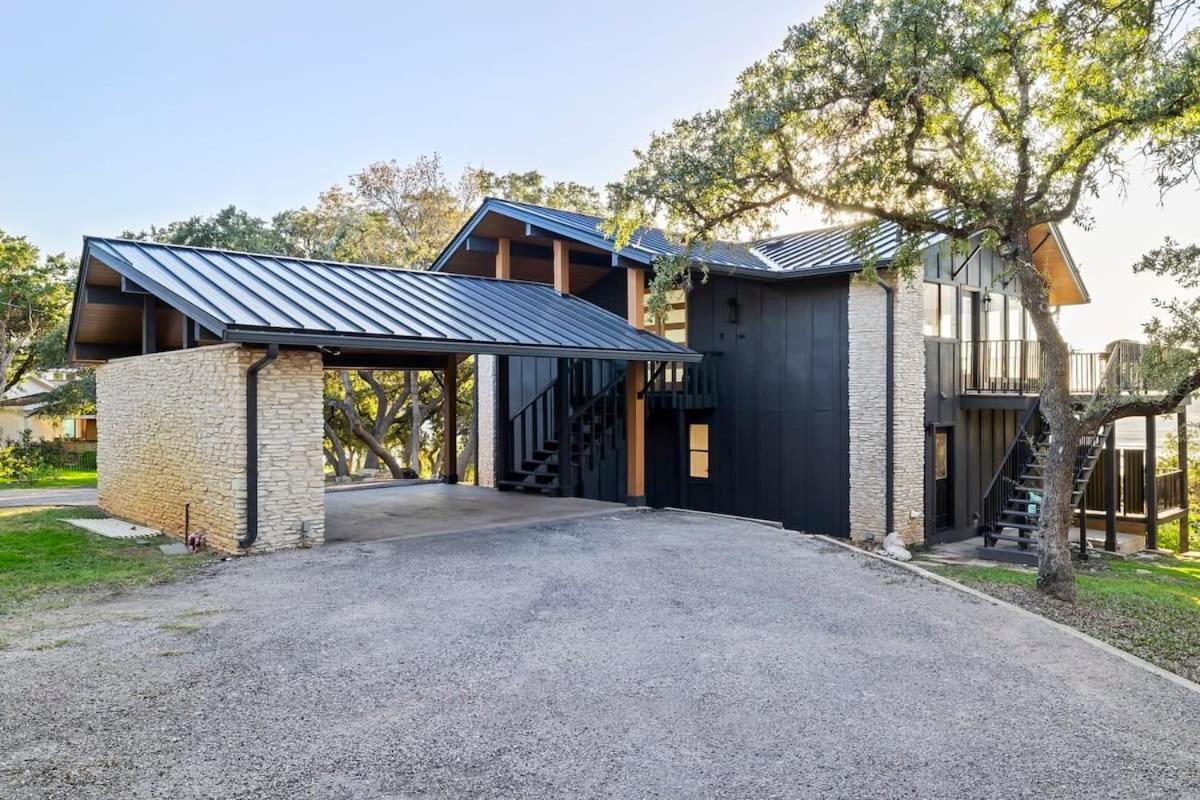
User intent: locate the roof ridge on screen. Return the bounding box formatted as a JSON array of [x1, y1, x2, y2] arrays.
[[84, 236, 567, 289]]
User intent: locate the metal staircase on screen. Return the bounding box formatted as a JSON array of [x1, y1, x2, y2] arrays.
[[497, 360, 625, 496]]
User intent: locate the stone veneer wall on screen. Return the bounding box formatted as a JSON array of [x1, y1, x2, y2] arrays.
[[847, 273, 926, 545], [96, 343, 325, 554], [475, 355, 497, 487]]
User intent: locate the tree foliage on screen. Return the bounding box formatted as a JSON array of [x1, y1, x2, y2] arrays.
[[0, 231, 72, 396], [608, 0, 1200, 601]]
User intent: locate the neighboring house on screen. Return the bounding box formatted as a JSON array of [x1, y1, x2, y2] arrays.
[[65, 199, 1187, 557], [0, 371, 97, 449]]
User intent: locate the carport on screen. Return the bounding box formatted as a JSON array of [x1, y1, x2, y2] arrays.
[[66, 237, 698, 554]]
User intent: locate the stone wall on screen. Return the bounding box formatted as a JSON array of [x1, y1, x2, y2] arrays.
[[96, 344, 325, 554], [847, 274, 927, 546], [475, 354, 497, 488]]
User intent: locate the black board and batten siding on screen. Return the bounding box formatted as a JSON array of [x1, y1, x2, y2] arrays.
[[647, 273, 850, 537], [921, 238, 1028, 543]]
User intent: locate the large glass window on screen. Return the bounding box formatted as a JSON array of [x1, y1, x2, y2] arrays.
[[922, 283, 957, 338], [984, 292, 1004, 341], [1007, 298, 1024, 341]]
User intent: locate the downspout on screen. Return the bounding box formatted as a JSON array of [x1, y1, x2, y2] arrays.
[[876, 278, 895, 537], [240, 344, 279, 549]]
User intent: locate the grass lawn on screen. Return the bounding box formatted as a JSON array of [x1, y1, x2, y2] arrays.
[[924, 556, 1200, 683], [0, 468, 97, 490], [0, 506, 211, 617]]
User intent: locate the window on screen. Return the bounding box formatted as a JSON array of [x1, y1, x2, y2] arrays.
[[1007, 297, 1024, 341], [644, 289, 687, 346], [62, 419, 77, 439], [934, 431, 949, 480], [984, 292, 1004, 341], [922, 283, 957, 338], [688, 423, 710, 479]]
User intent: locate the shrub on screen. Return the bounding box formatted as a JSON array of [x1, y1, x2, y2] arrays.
[[0, 431, 63, 485]]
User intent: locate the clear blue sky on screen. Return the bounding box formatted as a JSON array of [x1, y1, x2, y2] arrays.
[[1, 0, 1195, 350]]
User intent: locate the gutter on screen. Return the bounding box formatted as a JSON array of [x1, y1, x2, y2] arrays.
[[876, 278, 895, 537], [240, 343, 279, 549]]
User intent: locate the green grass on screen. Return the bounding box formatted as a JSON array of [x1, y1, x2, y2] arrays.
[[0, 468, 97, 490], [0, 506, 210, 615], [925, 556, 1200, 682]]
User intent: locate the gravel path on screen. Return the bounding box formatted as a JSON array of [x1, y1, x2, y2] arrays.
[[1, 510, 1197, 799]]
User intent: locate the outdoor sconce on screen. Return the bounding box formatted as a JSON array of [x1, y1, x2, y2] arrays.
[[726, 297, 739, 324], [981, 293, 993, 312]]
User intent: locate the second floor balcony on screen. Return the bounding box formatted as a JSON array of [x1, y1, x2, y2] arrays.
[[961, 340, 1146, 397]]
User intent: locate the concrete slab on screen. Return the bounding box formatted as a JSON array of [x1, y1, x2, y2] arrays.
[[323, 482, 623, 544]]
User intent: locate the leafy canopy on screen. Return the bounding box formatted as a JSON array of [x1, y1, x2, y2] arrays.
[[609, 0, 1200, 285], [0, 231, 72, 395]]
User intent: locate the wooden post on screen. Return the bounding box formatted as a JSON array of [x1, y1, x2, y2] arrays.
[[553, 239, 570, 295], [625, 268, 646, 505], [1179, 407, 1190, 553], [496, 237, 511, 280], [443, 354, 458, 484], [1145, 414, 1158, 550], [555, 358, 574, 497], [182, 315, 197, 349], [1104, 432, 1118, 552], [142, 295, 157, 354]]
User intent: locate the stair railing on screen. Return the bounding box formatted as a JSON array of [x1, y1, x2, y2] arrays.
[[508, 375, 557, 483], [978, 397, 1045, 540]]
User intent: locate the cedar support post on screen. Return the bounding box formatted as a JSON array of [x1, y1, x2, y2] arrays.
[[443, 354, 458, 484], [625, 268, 646, 505], [553, 239, 570, 295], [496, 238, 511, 280], [1179, 407, 1190, 553], [1104, 432, 1118, 552], [1145, 414, 1158, 550]]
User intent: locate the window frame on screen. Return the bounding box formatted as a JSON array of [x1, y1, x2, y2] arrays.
[[687, 422, 710, 481]]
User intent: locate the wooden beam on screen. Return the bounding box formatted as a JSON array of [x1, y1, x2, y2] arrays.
[[1145, 414, 1158, 549], [462, 236, 612, 268], [141, 295, 157, 355], [182, 315, 197, 348], [496, 237, 511, 280], [1179, 408, 1190, 553], [553, 239, 570, 295], [611, 253, 642, 268], [625, 268, 646, 504], [73, 343, 140, 361], [121, 276, 150, 294], [525, 223, 556, 239], [443, 353, 458, 484], [322, 353, 447, 371], [84, 285, 144, 307]]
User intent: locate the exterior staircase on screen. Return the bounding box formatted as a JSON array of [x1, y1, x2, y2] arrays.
[[977, 409, 1110, 564], [497, 360, 625, 496]]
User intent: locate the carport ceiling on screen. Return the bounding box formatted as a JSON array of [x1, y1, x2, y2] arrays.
[[67, 237, 700, 366]]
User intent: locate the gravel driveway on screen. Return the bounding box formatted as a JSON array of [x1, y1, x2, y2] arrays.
[[1, 510, 1197, 799]]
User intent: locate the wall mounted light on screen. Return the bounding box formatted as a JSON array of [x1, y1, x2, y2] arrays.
[[726, 297, 739, 324], [980, 293, 993, 312]]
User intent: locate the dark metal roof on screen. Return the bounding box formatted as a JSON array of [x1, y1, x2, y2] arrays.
[[75, 237, 700, 362], [431, 198, 942, 277]]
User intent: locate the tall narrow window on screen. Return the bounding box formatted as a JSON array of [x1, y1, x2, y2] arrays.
[[939, 284, 957, 339], [688, 423, 710, 479], [922, 283, 939, 337]]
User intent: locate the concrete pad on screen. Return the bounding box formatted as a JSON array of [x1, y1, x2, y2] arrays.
[[323, 482, 622, 544]]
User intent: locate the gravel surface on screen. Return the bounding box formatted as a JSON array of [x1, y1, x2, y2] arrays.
[[1, 510, 1197, 799], [0, 487, 97, 507]]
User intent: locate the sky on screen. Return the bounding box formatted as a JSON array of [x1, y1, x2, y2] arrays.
[[0, 0, 1195, 352]]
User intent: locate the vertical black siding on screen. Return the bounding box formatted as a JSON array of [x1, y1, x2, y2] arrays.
[[651, 273, 850, 536]]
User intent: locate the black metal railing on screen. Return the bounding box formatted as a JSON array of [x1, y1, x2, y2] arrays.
[[642, 353, 720, 409], [978, 397, 1046, 535], [962, 340, 1143, 396]]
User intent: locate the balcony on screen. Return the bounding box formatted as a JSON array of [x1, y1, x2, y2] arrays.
[[961, 340, 1145, 397], [641, 353, 720, 410]]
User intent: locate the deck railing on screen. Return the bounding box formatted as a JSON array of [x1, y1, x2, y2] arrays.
[[642, 353, 720, 409], [962, 340, 1141, 396]]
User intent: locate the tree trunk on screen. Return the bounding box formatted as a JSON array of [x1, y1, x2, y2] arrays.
[[408, 371, 424, 475], [337, 371, 405, 478], [458, 413, 477, 479], [323, 420, 350, 477], [1012, 228, 1077, 601]]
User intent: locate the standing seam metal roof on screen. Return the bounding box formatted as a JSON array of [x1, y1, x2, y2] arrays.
[[78, 237, 699, 361]]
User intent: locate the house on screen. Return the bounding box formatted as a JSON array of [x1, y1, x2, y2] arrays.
[[64, 199, 1189, 558], [0, 371, 97, 452]]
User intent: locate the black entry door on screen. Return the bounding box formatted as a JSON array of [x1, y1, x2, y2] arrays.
[[934, 428, 954, 530]]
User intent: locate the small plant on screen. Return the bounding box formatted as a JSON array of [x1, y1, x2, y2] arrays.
[[0, 430, 62, 485]]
